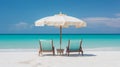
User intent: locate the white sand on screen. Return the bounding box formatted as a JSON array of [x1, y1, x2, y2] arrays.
[[0, 51, 120, 67]]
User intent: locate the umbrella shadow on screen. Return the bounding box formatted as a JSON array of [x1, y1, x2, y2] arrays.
[[40, 54, 57, 56], [62, 54, 96, 57], [38, 53, 96, 57], [82, 54, 96, 57]]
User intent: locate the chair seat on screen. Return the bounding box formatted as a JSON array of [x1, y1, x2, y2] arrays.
[[69, 47, 80, 51], [42, 47, 52, 51]]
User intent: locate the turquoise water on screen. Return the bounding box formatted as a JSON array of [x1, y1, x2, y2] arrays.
[[0, 34, 120, 51]]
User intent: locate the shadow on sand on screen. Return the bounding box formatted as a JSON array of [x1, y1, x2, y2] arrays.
[[40, 53, 96, 57], [62, 54, 96, 57]]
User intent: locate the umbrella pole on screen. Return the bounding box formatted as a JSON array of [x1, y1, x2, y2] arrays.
[[60, 26, 62, 55]]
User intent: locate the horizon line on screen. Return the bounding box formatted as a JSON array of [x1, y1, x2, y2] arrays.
[[0, 33, 120, 35]]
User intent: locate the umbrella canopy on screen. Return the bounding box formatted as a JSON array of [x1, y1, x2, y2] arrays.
[[35, 12, 86, 28], [35, 12, 86, 54]]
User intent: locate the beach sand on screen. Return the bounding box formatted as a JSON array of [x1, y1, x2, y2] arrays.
[[0, 51, 120, 67]]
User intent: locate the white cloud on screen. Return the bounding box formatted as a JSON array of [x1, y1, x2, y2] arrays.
[[83, 17, 120, 28], [15, 22, 28, 29], [115, 13, 120, 16], [83, 17, 110, 23], [12, 22, 34, 30]]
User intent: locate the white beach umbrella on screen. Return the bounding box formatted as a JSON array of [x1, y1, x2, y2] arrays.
[[35, 12, 86, 52]]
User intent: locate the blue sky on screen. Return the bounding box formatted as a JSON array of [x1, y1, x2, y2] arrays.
[[0, 0, 120, 34]]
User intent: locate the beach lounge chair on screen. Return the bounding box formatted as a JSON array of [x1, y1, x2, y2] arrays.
[[39, 40, 55, 56], [66, 40, 83, 56]]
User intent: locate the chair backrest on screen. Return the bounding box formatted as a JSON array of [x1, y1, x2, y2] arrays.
[[69, 40, 82, 51], [39, 40, 53, 51]]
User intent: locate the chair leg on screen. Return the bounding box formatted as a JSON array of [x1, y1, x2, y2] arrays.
[[39, 50, 43, 56], [39, 50, 41, 56], [68, 52, 70, 56], [81, 51, 83, 56], [53, 51, 55, 56]]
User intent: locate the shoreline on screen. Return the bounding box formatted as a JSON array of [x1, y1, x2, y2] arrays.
[[0, 47, 120, 52]]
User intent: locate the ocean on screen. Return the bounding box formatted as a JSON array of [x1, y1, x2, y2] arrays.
[[0, 34, 120, 51]]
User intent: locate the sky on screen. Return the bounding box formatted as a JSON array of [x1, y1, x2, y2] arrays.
[[0, 0, 120, 34]]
